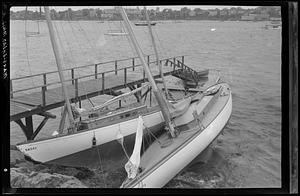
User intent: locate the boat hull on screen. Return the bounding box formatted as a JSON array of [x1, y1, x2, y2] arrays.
[[16, 110, 165, 163], [126, 84, 232, 188]]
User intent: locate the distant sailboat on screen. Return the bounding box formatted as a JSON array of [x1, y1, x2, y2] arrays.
[[104, 21, 128, 36], [25, 6, 41, 37], [135, 22, 156, 26]]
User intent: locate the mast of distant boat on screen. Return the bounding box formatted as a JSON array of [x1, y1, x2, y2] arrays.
[[118, 6, 177, 138], [144, 6, 170, 100], [44, 6, 75, 129]]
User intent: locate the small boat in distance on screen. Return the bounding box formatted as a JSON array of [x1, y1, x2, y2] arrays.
[[264, 20, 282, 30], [104, 29, 128, 36], [135, 22, 156, 26]]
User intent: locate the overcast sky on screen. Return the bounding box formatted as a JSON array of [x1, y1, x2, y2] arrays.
[[11, 6, 258, 12]]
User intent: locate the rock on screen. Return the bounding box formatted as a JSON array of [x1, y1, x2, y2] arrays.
[[10, 167, 87, 188], [10, 150, 25, 167]]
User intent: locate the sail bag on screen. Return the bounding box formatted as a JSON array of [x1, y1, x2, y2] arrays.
[[125, 116, 144, 179]]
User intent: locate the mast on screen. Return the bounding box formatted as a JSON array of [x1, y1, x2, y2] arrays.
[[37, 7, 42, 34], [144, 6, 169, 100], [44, 7, 75, 128], [118, 7, 176, 138]]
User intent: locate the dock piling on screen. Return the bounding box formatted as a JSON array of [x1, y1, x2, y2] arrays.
[[10, 80, 13, 98], [95, 64, 98, 79], [71, 69, 74, 85], [43, 74, 47, 91]]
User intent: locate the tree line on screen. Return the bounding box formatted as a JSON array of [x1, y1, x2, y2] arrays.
[[10, 6, 281, 21]]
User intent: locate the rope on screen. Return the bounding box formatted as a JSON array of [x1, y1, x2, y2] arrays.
[[93, 132, 108, 188]]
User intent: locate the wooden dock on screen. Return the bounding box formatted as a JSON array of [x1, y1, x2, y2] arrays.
[[10, 55, 207, 140]]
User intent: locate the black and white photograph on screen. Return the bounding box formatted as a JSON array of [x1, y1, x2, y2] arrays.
[[2, 2, 297, 193]]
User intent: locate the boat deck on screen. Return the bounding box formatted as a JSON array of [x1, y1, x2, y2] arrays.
[[10, 55, 209, 141]]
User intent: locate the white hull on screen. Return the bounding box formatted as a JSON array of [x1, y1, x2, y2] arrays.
[[130, 89, 232, 188], [16, 111, 164, 163], [104, 32, 128, 36], [16, 102, 196, 163]]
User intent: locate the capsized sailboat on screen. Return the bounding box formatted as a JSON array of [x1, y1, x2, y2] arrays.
[[117, 6, 232, 188]]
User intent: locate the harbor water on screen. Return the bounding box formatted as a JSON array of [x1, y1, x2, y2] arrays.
[[10, 19, 281, 188]]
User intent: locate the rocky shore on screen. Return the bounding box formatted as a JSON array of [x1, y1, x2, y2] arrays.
[[10, 145, 227, 188], [10, 149, 114, 188]]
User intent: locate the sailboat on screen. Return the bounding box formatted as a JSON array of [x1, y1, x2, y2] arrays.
[[15, 6, 232, 188], [135, 22, 156, 26], [25, 6, 41, 37], [104, 21, 128, 36]]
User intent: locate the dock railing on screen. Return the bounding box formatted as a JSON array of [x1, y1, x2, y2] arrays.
[[10, 55, 185, 107]]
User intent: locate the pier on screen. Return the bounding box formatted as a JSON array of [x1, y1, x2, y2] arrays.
[[10, 55, 207, 140]]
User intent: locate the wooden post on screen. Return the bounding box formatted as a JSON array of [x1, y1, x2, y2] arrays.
[[143, 69, 146, 82], [288, 2, 298, 194], [75, 78, 78, 102], [42, 86, 46, 107], [102, 73, 105, 92], [182, 56, 184, 65], [10, 80, 13, 98], [132, 58, 135, 71], [147, 55, 150, 66], [43, 74, 47, 91], [115, 61, 118, 75], [58, 104, 67, 133], [173, 57, 176, 66], [25, 116, 34, 140], [149, 87, 152, 107], [31, 117, 49, 140], [95, 64, 98, 79], [71, 69, 74, 85], [124, 68, 127, 85]]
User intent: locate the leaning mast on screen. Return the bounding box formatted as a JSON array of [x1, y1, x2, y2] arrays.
[[118, 7, 176, 137], [144, 6, 170, 100], [44, 7, 75, 128]]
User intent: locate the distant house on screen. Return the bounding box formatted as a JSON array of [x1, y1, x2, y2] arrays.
[[256, 13, 270, 21], [195, 9, 208, 16], [188, 10, 196, 17], [229, 8, 237, 15], [101, 9, 116, 19], [89, 9, 97, 18], [220, 10, 228, 16], [208, 10, 218, 16], [237, 10, 246, 14], [241, 14, 256, 21], [270, 17, 281, 21], [124, 8, 142, 19]]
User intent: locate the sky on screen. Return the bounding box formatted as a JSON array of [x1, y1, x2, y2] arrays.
[[10, 6, 258, 12]]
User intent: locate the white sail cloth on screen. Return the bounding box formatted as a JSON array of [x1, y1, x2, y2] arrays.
[[168, 97, 192, 119], [125, 116, 144, 179]]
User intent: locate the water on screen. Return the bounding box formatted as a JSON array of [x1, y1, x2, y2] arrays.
[[10, 19, 281, 188]]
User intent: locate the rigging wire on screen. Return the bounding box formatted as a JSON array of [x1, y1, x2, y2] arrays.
[[23, 6, 38, 90], [59, 8, 96, 108]]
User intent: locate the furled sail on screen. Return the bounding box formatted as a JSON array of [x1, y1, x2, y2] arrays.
[[167, 97, 192, 119], [125, 116, 144, 179]]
